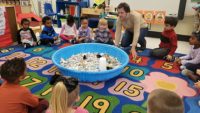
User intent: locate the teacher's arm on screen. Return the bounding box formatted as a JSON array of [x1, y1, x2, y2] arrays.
[[131, 15, 141, 57], [115, 19, 122, 46], [132, 16, 140, 49]]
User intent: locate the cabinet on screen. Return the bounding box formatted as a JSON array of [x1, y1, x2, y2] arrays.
[[0, 6, 17, 48], [56, 0, 82, 28]]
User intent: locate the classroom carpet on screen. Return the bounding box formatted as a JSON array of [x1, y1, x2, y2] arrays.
[[0, 43, 199, 113]]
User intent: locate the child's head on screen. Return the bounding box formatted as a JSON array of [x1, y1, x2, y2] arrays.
[[21, 18, 30, 29], [80, 16, 88, 29], [67, 15, 75, 27], [42, 16, 52, 27], [0, 58, 26, 83], [50, 74, 79, 113], [164, 16, 178, 31], [117, 2, 130, 21], [147, 89, 184, 113], [98, 18, 108, 30], [190, 31, 200, 45]]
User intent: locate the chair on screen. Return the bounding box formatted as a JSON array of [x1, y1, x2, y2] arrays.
[[44, 3, 57, 24], [88, 18, 99, 29], [78, 0, 90, 8]]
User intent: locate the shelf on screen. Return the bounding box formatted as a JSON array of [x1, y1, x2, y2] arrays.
[[57, 14, 80, 18], [56, 1, 80, 5], [56, 0, 81, 28]]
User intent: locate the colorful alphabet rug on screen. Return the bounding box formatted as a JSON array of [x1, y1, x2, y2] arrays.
[[0, 43, 199, 113]]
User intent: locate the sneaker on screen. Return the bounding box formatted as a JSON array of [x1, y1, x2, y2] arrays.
[[198, 100, 200, 106], [55, 39, 61, 45], [47, 42, 53, 47], [24, 44, 27, 48], [180, 65, 186, 70], [70, 39, 76, 44], [181, 69, 194, 76]]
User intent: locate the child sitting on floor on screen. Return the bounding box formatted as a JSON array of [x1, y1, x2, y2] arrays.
[[150, 16, 178, 61], [46, 74, 88, 113], [60, 15, 77, 42], [17, 18, 37, 48], [0, 58, 49, 113], [147, 89, 184, 113], [176, 31, 200, 78], [40, 16, 60, 46], [94, 18, 114, 45], [76, 16, 93, 43]]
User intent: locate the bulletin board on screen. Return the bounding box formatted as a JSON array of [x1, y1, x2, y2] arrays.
[[0, 7, 13, 48], [110, 0, 180, 16], [191, 0, 200, 2]]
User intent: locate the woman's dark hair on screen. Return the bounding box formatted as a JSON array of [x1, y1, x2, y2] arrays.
[[0, 58, 26, 83], [164, 16, 178, 27], [192, 31, 200, 42], [117, 2, 130, 13], [50, 74, 79, 93]]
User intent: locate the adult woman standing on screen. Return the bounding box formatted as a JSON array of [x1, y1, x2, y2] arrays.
[[115, 2, 148, 58]]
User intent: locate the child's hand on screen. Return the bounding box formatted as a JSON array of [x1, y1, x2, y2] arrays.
[[33, 42, 37, 46], [194, 81, 200, 88], [197, 69, 200, 76], [54, 36, 58, 40], [77, 37, 85, 42], [166, 55, 173, 61], [175, 58, 181, 64], [131, 47, 138, 59]]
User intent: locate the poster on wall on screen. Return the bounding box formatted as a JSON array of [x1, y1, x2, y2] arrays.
[[143, 10, 154, 24], [154, 11, 165, 24], [0, 7, 5, 36]]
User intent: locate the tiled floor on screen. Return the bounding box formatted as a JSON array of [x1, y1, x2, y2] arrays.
[[146, 37, 190, 54]]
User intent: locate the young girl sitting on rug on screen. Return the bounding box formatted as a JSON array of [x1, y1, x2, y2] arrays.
[[147, 89, 184, 113], [94, 18, 114, 45], [46, 74, 88, 113], [175, 31, 200, 78], [17, 18, 38, 48], [0, 58, 49, 113], [76, 16, 93, 43], [40, 16, 60, 46], [60, 15, 77, 42]]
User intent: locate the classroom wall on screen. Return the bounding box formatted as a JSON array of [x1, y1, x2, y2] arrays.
[[185, 0, 196, 16], [31, 0, 196, 16], [150, 16, 194, 36], [30, 0, 196, 36], [109, 0, 180, 16], [149, 0, 196, 36]]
